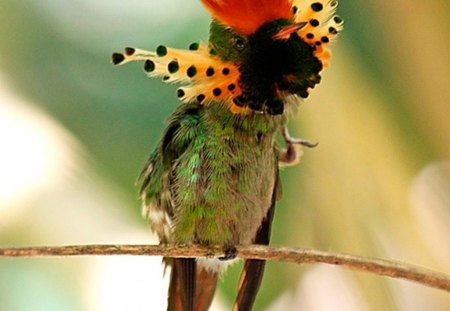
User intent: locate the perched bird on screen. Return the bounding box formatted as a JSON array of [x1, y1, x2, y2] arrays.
[[112, 0, 342, 310]]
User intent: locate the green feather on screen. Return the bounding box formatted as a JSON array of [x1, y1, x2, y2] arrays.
[[140, 101, 284, 245]]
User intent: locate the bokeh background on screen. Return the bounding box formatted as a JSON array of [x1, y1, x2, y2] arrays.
[[0, 0, 449, 310]]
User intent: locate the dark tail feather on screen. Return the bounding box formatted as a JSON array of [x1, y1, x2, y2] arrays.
[[168, 258, 196, 311], [194, 267, 219, 311], [167, 258, 218, 311], [233, 174, 279, 311], [233, 259, 267, 311]]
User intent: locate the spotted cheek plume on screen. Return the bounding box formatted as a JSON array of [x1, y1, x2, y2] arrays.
[[292, 0, 344, 67], [111, 0, 343, 115], [112, 43, 249, 114]]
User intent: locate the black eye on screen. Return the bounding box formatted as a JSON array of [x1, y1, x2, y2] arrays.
[[232, 36, 246, 51]]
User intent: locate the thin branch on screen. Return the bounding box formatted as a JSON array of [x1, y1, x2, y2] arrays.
[[0, 244, 449, 292]]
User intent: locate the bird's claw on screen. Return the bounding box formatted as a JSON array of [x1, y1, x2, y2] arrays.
[[278, 127, 318, 166], [219, 246, 237, 261]]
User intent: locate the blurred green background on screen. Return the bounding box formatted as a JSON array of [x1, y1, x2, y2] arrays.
[[0, 0, 449, 310]]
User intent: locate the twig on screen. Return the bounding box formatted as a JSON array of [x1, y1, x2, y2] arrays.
[[0, 244, 449, 292]]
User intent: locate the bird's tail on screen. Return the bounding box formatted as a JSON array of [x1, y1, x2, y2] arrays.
[[232, 259, 267, 311], [233, 174, 279, 311], [167, 258, 218, 311]]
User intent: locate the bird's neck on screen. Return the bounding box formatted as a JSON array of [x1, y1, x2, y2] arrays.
[[202, 101, 288, 137]]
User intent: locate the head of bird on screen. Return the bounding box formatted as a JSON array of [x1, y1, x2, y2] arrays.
[[203, 0, 337, 115]]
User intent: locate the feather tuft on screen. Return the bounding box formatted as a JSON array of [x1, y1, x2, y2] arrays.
[[201, 0, 293, 35], [112, 43, 249, 114], [293, 0, 344, 67]]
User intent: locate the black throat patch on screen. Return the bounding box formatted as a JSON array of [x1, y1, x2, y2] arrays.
[[237, 19, 323, 115]]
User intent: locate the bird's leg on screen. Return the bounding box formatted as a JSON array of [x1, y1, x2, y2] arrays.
[[278, 127, 318, 166]]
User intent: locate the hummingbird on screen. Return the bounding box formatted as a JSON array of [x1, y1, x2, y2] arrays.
[[112, 0, 342, 310]]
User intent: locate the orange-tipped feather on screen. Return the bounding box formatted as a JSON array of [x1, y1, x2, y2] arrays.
[[112, 43, 249, 113], [294, 0, 344, 67], [201, 0, 293, 35]]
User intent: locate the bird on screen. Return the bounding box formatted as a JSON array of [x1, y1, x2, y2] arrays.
[[112, 0, 343, 310]]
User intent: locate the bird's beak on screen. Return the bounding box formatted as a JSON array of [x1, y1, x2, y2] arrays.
[[273, 22, 307, 40]]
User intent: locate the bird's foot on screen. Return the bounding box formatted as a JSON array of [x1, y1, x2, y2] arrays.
[[278, 127, 318, 166], [219, 246, 237, 261]]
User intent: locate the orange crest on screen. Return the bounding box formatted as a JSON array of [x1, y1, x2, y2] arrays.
[[201, 0, 293, 35]]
